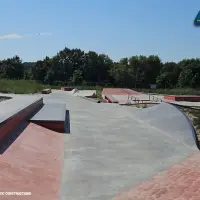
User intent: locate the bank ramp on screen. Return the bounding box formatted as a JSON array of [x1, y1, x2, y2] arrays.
[[134, 102, 198, 149]]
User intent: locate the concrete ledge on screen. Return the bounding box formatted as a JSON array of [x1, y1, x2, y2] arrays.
[[164, 95, 200, 102], [41, 88, 51, 94], [0, 97, 43, 143], [30, 103, 67, 133], [104, 93, 119, 103]]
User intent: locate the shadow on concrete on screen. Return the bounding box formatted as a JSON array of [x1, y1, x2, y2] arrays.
[[65, 110, 70, 134], [0, 122, 29, 154]]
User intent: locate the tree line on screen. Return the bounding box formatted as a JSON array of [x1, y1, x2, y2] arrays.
[[0, 47, 200, 89]]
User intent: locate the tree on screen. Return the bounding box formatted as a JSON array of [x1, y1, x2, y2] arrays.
[[146, 55, 162, 85], [178, 68, 193, 87], [31, 60, 47, 82], [129, 56, 148, 88], [156, 73, 172, 88], [0, 56, 24, 79], [158, 62, 180, 87], [44, 69, 55, 84], [72, 69, 83, 85], [1, 46, 200, 90]]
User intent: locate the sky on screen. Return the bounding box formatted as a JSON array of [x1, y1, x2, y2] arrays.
[[0, 0, 200, 63]]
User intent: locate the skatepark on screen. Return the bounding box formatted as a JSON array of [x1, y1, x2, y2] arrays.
[[0, 88, 200, 200]]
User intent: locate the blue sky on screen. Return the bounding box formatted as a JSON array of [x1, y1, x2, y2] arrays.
[[0, 0, 200, 62]]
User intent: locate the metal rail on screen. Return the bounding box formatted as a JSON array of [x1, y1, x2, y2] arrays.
[[126, 93, 162, 107]]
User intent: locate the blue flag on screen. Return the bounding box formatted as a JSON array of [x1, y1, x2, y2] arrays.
[[194, 11, 200, 26]]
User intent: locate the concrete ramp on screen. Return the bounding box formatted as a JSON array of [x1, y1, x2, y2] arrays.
[[73, 90, 97, 98], [134, 102, 198, 149], [71, 88, 78, 94]]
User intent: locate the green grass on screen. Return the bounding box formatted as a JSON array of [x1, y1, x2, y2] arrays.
[[136, 88, 200, 95], [0, 79, 103, 97], [2, 79, 200, 98], [0, 79, 48, 94]]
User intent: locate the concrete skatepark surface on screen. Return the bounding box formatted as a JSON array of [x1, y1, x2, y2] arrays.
[[43, 90, 199, 199], [134, 103, 198, 149], [0, 89, 199, 199], [64, 89, 97, 98]]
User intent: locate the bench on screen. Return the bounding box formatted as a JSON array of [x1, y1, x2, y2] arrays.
[[30, 103, 67, 133]]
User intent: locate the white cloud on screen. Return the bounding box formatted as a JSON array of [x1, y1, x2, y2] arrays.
[[0, 32, 53, 40], [0, 34, 24, 39]]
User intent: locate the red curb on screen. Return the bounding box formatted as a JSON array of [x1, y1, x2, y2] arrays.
[[33, 121, 65, 133], [164, 95, 200, 102]]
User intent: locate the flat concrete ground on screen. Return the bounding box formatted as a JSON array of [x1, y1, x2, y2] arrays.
[[43, 90, 198, 200]]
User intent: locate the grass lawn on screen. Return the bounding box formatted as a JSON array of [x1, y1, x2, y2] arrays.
[[0, 79, 49, 94], [0, 79, 103, 99]]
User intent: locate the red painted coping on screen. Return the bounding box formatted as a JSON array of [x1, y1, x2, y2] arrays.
[[0, 98, 43, 145], [33, 121, 65, 133], [113, 153, 200, 200], [164, 95, 200, 102], [61, 87, 74, 91], [1, 123, 64, 200]]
